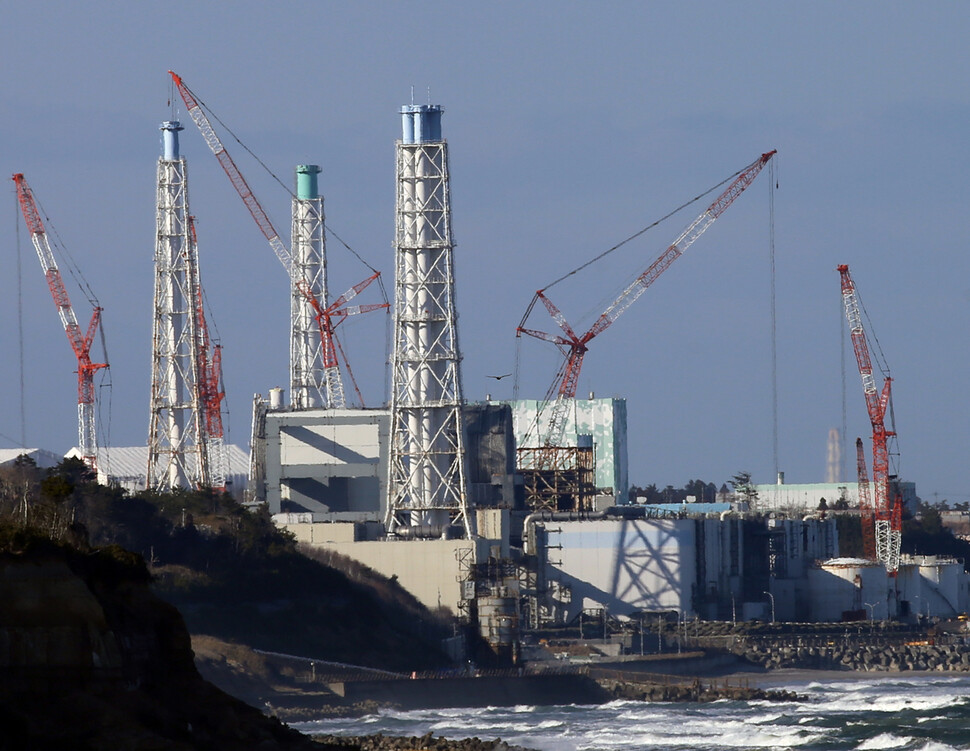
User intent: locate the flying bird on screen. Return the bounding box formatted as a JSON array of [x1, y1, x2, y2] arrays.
[[486, 373, 512, 381]]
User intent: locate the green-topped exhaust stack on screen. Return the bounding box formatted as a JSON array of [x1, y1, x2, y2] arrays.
[[296, 164, 321, 200]]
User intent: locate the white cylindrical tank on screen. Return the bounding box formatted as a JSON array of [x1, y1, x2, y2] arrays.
[[269, 387, 285, 410], [808, 558, 889, 621], [894, 560, 922, 620], [478, 595, 518, 661], [919, 556, 963, 616]]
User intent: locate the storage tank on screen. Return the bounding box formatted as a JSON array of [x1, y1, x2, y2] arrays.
[[478, 594, 519, 664], [894, 560, 922, 620], [808, 558, 889, 621], [918, 556, 963, 616]]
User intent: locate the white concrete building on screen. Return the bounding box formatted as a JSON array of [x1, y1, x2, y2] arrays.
[[750, 478, 919, 516], [504, 397, 628, 503]]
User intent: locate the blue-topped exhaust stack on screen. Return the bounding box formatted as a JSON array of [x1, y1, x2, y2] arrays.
[[160, 120, 184, 160], [386, 100, 472, 538], [400, 104, 443, 144]]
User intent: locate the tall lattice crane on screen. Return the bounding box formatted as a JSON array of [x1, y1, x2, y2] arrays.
[[517, 150, 775, 455], [839, 264, 902, 573], [12, 173, 109, 471], [187, 216, 228, 490], [168, 71, 386, 408], [855, 437, 877, 561]]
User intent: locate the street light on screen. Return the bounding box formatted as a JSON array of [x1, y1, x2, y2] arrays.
[[763, 590, 775, 624], [864, 602, 876, 622]]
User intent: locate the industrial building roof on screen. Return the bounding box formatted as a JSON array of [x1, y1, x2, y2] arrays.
[[64, 444, 250, 494], [0, 447, 63, 469]]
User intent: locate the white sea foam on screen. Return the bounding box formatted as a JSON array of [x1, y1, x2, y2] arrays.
[[857, 732, 914, 749], [295, 673, 970, 751]]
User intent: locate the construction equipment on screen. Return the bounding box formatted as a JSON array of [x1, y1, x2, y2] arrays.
[[839, 264, 902, 573], [149, 120, 219, 490], [854, 437, 877, 561], [187, 216, 228, 489], [168, 71, 386, 408], [517, 150, 775, 456], [12, 173, 108, 471]]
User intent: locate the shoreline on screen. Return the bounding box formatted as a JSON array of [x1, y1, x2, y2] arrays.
[[734, 666, 970, 689]]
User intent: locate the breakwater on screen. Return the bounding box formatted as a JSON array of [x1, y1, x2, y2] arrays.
[[669, 620, 970, 672], [732, 636, 970, 671]]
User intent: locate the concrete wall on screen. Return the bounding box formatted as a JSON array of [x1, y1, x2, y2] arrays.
[[464, 403, 519, 507], [695, 517, 743, 620], [281, 512, 514, 615], [767, 516, 839, 580], [752, 480, 919, 516], [264, 408, 390, 520], [544, 518, 696, 621], [287, 536, 486, 614]]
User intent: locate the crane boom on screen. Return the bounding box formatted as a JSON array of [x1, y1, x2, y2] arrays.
[[168, 72, 293, 274], [588, 150, 776, 341], [187, 216, 227, 489], [169, 71, 387, 409], [12, 173, 108, 469], [855, 436, 877, 561], [518, 150, 775, 450], [839, 264, 900, 573]]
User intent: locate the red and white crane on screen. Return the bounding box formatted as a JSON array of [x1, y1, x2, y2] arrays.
[[839, 264, 902, 573], [187, 216, 228, 490], [12, 173, 109, 470], [517, 150, 775, 453], [168, 71, 386, 408], [855, 437, 877, 561]]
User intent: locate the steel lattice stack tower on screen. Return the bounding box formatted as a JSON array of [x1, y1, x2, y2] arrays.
[[385, 104, 472, 538], [290, 164, 330, 408], [148, 121, 210, 490]]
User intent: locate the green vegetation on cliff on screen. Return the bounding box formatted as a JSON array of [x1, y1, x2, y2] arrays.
[[0, 457, 452, 672]]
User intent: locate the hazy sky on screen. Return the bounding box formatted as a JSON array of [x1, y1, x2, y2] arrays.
[[2, 3, 968, 500]]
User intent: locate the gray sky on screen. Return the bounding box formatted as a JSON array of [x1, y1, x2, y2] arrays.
[[2, 2, 968, 500]]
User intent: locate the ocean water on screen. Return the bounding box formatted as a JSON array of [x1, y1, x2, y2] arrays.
[[293, 674, 970, 750]]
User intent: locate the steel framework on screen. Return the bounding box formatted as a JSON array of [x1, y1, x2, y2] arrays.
[[839, 264, 901, 573], [148, 121, 215, 490], [12, 174, 108, 470], [517, 445, 595, 512], [385, 104, 472, 537], [169, 72, 386, 411], [290, 165, 328, 408], [187, 216, 228, 490]]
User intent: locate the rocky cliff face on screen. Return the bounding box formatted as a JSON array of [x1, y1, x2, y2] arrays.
[[0, 537, 318, 750]]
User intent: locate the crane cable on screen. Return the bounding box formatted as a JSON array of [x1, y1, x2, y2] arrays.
[[29, 192, 101, 311], [186, 89, 385, 284], [518, 161, 754, 331], [769, 157, 779, 477], [515, 157, 766, 400], [857, 286, 900, 475], [183, 87, 392, 400], [15, 189, 26, 447]]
